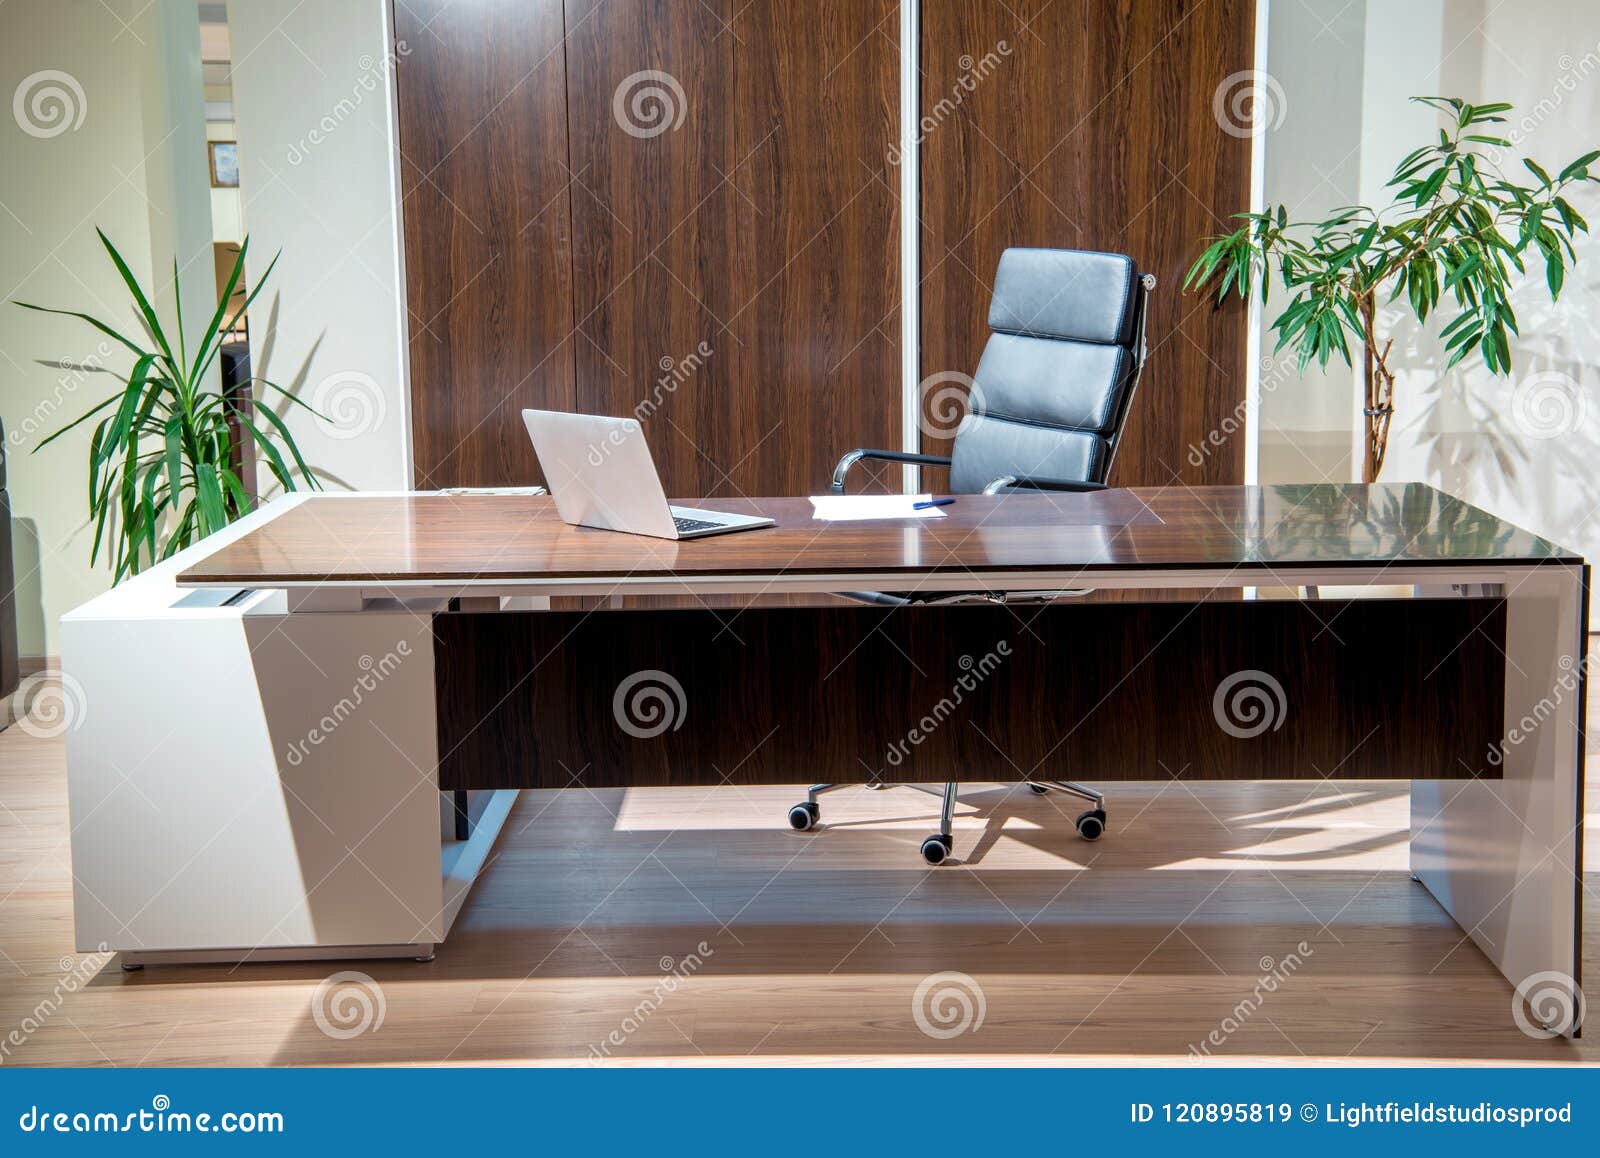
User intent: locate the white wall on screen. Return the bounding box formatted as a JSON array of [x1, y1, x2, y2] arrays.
[[1257, 0, 1368, 482], [138, 0, 216, 349], [1263, 0, 1600, 590], [225, 0, 411, 493], [1, 0, 214, 658]]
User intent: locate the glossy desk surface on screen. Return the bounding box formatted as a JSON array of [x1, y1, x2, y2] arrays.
[[177, 483, 1578, 588]]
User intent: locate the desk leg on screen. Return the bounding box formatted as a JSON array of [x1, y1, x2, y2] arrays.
[[1409, 566, 1587, 1038], [64, 601, 506, 965]]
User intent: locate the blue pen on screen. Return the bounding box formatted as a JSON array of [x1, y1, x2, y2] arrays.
[[912, 497, 956, 510]]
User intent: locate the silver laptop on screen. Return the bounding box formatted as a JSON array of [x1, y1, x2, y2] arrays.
[[522, 410, 775, 540]]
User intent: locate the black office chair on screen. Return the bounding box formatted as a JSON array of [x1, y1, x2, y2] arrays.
[[788, 247, 1156, 864]]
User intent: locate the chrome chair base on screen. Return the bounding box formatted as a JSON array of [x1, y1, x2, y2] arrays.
[[785, 780, 1108, 863]]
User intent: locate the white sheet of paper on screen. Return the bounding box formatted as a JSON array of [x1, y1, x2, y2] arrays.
[[808, 494, 948, 521]]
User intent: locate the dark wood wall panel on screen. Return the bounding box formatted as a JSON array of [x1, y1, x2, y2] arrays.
[[562, 0, 901, 496], [436, 599, 1508, 790], [919, 0, 1255, 485], [395, 0, 576, 488]]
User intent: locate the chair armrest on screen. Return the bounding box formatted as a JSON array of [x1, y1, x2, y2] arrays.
[[831, 448, 952, 493], [839, 590, 911, 607], [981, 475, 1108, 496]]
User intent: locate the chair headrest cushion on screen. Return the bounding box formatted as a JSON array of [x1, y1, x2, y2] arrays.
[[987, 248, 1140, 346]]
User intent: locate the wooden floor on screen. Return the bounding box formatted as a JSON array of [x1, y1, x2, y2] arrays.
[[0, 669, 1594, 1067]]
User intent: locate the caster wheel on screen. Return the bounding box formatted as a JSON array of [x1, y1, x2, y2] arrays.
[[1027, 783, 1049, 795], [414, 952, 436, 963], [788, 802, 820, 831], [920, 834, 953, 865], [120, 962, 144, 972], [1075, 808, 1107, 841]]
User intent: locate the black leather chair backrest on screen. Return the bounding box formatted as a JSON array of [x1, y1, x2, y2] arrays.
[[949, 248, 1147, 494]]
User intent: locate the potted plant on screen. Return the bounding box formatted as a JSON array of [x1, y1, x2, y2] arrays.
[[16, 231, 319, 579], [1185, 97, 1599, 481]]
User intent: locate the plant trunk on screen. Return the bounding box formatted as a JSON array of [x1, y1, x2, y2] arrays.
[[1359, 295, 1395, 483]]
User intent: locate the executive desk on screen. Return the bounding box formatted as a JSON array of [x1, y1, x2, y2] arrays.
[[63, 483, 1585, 1035]]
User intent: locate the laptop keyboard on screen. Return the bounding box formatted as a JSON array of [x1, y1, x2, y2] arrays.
[[673, 516, 724, 534]]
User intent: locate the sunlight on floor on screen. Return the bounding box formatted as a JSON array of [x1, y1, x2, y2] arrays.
[[610, 782, 1412, 872]]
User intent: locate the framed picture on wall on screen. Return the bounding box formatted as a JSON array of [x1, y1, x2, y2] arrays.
[[209, 141, 239, 188]]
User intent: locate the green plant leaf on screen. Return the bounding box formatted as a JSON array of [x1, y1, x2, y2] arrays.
[[1553, 196, 1587, 233], [96, 354, 157, 470], [191, 249, 281, 389], [235, 413, 298, 492], [186, 238, 251, 385], [194, 463, 226, 534], [31, 392, 122, 452], [1442, 252, 1481, 294], [95, 229, 177, 376], [163, 415, 184, 507], [172, 258, 188, 371], [12, 302, 149, 360], [1416, 167, 1449, 205], [1558, 150, 1600, 181], [20, 226, 326, 579], [139, 458, 165, 561], [218, 468, 250, 518], [161, 502, 197, 560], [249, 400, 319, 488], [1546, 249, 1565, 296]]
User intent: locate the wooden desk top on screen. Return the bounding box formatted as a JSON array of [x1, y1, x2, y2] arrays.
[[177, 483, 1578, 589]]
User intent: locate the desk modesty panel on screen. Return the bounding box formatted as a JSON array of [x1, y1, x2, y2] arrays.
[[433, 598, 1508, 791], [176, 484, 1577, 591]]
